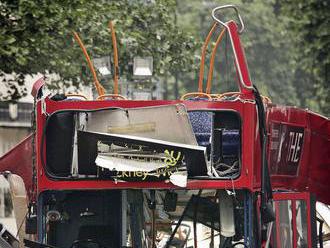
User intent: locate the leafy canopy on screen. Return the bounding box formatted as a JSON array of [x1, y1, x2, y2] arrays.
[[0, 0, 199, 100], [1, 0, 328, 115]]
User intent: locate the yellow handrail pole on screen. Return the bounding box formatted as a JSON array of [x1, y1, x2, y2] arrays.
[[180, 92, 212, 101], [108, 21, 119, 95], [73, 31, 106, 97], [205, 28, 226, 94], [198, 22, 218, 93], [96, 94, 127, 100]]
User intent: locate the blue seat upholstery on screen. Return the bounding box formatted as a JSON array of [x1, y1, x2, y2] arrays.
[[188, 111, 212, 147], [188, 112, 239, 156]]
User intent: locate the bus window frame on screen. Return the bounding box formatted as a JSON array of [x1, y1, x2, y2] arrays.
[[273, 191, 317, 248]]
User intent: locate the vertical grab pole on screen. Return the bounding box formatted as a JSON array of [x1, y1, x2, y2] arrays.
[[226, 21, 253, 93], [198, 22, 218, 93], [205, 28, 226, 94], [73, 32, 106, 97], [108, 21, 119, 95], [211, 5, 253, 94]]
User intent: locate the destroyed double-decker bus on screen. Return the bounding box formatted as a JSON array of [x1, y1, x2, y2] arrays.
[[0, 5, 329, 248]]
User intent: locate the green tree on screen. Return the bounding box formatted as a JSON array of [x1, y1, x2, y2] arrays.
[[1, 0, 328, 116], [177, 0, 299, 105], [278, 0, 330, 115], [0, 0, 199, 100], [176, 0, 329, 115]]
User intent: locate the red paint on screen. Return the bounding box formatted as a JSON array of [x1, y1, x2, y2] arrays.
[[0, 44, 328, 206], [267, 105, 330, 204], [306, 194, 313, 247], [291, 200, 297, 248], [273, 192, 313, 248], [227, 21, 253, 93], [275, 201, 281, 248], [35, 97, 258, 194], [0, 134, 33, 196], [31, 77, 45, 98], [0, 19, 328, 206]]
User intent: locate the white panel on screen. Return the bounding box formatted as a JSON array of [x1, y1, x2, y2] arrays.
[[85, 104, 197, 145]]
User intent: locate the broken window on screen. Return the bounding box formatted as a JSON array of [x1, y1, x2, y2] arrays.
[[39, 189, 250, 248], [43, 105, 241, 182]]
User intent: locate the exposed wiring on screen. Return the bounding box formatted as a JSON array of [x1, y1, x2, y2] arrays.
[[213, 160, 239, 176], [180, 92, 212, 101]]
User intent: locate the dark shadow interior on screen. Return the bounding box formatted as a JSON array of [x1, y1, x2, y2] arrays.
[[42, 190, 121, 248], [39, 189, 249, 248]]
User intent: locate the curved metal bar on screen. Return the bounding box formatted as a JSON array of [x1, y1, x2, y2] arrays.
[[208, 92, 243, 101], [211, 5, 244, 34], [96, 94, 127, 100], [226, 21, 253, 91], [73, 32, 106, 97], [205, 28, 226, 94], [262, 95, 272, 104], [214, 91, 241, 99], [108, 21, 119, 95], [65, 94, 89, 100], [198, 22, 218, 93], [210, 5, 253, 93], [180, 92, 212, 101]]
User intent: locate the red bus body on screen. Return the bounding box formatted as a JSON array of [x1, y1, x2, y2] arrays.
[[0, 9, 329, 248]]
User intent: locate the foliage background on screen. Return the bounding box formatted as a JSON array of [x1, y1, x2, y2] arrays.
[[0, 0, 329, 115]]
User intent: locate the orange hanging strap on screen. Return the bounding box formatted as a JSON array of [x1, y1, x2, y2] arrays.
[[198, 22, 218, 93], [108, 21, 119, 95], [73, 31, 106, 97], [205, 28, 226, 94]]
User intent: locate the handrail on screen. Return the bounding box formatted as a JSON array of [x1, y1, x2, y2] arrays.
[[215, 91, 241, 100], [205, 28, 226, 94], [108, 21, 119, 95], [96, 94, 127, 100], [262, 95, 272, 104], [73, 32, 106, 97], [211, 5, 244, 34], [198, 22, 218, 93], [65, 93, 89, 100], [193, 5, 253, 98], [211, 5, 253, 93], [180, 92, 212, 101], [210, 92, 272, 103]]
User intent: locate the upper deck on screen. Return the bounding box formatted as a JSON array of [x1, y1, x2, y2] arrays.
[[34, 95, 260, 193], [0, 5, 328, 205], [267, 104, 330, 204]]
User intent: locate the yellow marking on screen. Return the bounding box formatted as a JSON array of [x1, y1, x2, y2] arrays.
[[164, 150, 182, 166], [115, 149, 182, 180], [108, 122, 156, 134]]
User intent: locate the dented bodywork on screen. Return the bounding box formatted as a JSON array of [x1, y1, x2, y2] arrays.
[[0, 4, 329, 248]]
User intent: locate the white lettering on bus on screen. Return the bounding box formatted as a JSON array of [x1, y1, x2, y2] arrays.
[[287, 132, 303, 162]]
